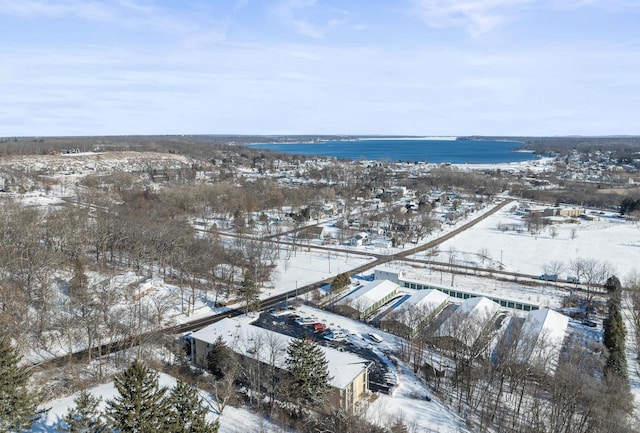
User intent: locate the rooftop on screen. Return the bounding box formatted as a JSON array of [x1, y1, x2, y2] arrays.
[[190, 316, 370, 389], [341, 280, 400, 313]]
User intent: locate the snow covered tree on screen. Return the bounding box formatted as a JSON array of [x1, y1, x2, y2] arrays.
[[285, 338, 332, 411], [106, 359, 170, 433], [0, 335, 38, 432], [166, 380, 218, 433], [57, 390, 107, 433]]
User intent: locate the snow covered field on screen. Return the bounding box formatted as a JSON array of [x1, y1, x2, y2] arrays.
[[423, 202, 639, 279]]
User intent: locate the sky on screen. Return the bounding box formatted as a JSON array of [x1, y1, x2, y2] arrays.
[[1, 0, 639, 137]]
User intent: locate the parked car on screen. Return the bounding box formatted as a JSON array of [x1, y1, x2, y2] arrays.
[[367, 333, 383, 343], [582, 319, 598, 328], [324, 331, 348, 342], [313, 322, 326, 333], [295, 316, 316, 325], [538, 274, 558, 282]]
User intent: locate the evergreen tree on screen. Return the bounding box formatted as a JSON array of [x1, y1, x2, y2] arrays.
[[285, 338, 332, 411], [206, 336, 233, 380], [0, 335, 38, 432], [106, 359, 170, 433], [239, 270, 260, 314], [603, 275, 628, 379], [57, 390, 107, 433], [69, 258, 89, 300], [68, 258, 91, 318], [167, 380, 218, 433], [604, 275, 622, 298], [330, 272, 350, 292], [603, 301, 628, 378]]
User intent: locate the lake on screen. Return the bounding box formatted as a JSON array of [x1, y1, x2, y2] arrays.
[[248, 138, 537, 164]]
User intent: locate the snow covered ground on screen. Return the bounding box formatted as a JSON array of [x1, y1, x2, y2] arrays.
[[33, 373, 288, 433], [421, 202, 639, 279], [8, 151, 638, 430], [35, 301, 472, 433]]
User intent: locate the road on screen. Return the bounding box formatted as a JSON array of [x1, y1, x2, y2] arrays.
[[34, 199, 515, 370]]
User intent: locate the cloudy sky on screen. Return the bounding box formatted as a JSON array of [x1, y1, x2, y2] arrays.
[[1, 0, 639, 137]]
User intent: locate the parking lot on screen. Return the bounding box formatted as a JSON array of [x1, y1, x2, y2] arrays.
[[254, 308, 395, 394]]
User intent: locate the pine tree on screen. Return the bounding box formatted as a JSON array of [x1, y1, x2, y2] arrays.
[[69, 258, 89, 300], [57, 390, 107, 433], [603, 275, 628, 379], [604, 301, 627, 378], [167, 380, 218, 433], [0, 335, 38, 432], [106, 359, 170, 433], [239, 270, 260, 314], [206, 336, 233, 380], [69, 258, 91, 318], [285, 338, 332, 411], [330, 272, 350, 292]]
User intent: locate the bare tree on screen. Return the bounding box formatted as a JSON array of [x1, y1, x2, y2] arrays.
[[543, 260, 565, 282], [571, 258, 615, 310]]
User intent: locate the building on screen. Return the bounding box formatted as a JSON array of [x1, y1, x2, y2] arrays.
[[380, 289, 449, 337], [374, 267, 539, 312], [189, 317, 370, 412], [543, 207, 584, 218], [434, 296, 502, 349], [336, 279, 399, 319], [349, 231, 369, 246], [517, 308, 569, 373]]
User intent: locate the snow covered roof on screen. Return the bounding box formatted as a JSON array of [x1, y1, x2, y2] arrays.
[[436, 296, 501, 345], [341, 280, 400, 313], [190, 317, 369, 390], [402, 289, 449, 311], [383, 290, 449, 327], [518, 308, 568, 371]]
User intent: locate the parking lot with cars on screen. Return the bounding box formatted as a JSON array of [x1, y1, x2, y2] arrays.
[[256, 307, 396, 394]]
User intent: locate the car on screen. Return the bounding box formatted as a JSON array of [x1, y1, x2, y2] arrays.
[[295, 316, 316, 325], [582, 319, 598, 328], [566, 276, 580, 284], [367, 333, 383, 343], [538, 274, 558, 282], [324, 331, 348, 342], [313, 322, 326, 332]]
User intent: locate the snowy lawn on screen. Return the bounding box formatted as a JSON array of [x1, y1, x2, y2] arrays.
[[420, 202, 640, 279], [33, 373, 288, 433]]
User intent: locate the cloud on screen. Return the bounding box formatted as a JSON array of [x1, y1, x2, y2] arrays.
[[270, 0, 357, 39], [271, 0, 325, 39], [413, 0, 640, 37], [0, 0, 116, 20], [413, 0, 533, 37], [0, 0, 221, 38]]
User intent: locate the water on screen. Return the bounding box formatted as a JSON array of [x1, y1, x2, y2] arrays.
[[248, 138, 537, 164]]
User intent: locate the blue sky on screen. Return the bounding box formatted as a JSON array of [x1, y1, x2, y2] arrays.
[[1, 0, 639, 137]]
